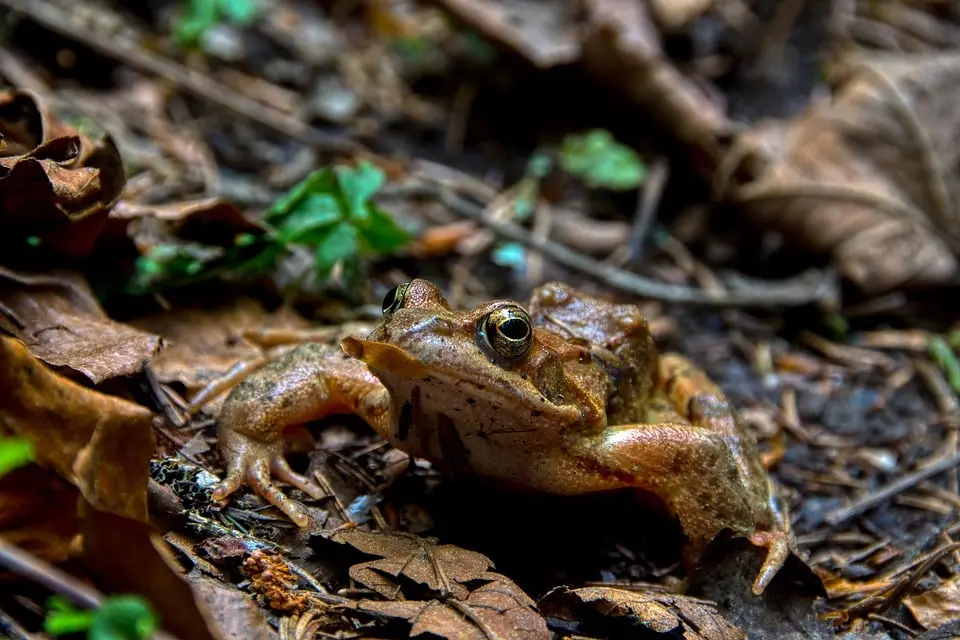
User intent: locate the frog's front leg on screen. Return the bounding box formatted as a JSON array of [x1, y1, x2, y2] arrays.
[[213, 342, 391, 526]]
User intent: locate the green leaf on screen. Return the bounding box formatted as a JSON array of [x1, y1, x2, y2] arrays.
[[174, 0, 219, 46], [265, 169, 337, 223], [929, 336, 960, 394], [89, 595, 158, 640], [356, 205, 409, 253], [335, 162, 385, 222], [314, 222, 359, 278], [217, 0, 258, 24], [273, 193, 342, 244], [560, 129, 646, 191], [44, 597, 94, 636], [0, 438, 33, 477]]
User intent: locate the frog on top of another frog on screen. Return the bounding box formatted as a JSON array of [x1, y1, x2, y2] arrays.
[[212, 279, 793, 594]]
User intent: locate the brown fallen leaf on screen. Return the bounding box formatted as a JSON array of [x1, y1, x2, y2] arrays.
[[0, 464, 82, 564], [79, 506, 225, 640], [434, 0, 580, 68], [0, 88, 125, 256], [185, 569, 280, 640], [0, 335, 154, 521], [722, 52, 960, 293], [436, 0, 728, 168], [905, 576, 960, 630], [0, 267, 161, 383], [132, 298, 309, 408], [540, 585, 745, 640], [329, 529, 494, 601], [348, 571, 549, 640]]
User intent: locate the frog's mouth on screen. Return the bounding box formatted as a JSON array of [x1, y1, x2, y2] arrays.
[[341, 336, 435, 379], [341, 335, 579, 421]]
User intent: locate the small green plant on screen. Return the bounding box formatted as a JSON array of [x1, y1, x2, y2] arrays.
[[929, 335, 960, 394], [126, 162, 408, 295], [263, 161, 409, 279], [175, 0, 259, 48], [0, 437, 33, 477], [559, 129, 646, 191], [45, 595, 158, 640]]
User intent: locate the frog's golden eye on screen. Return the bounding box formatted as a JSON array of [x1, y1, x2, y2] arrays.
[[382, 282, 410, 316], [479, 305, 533, 359]]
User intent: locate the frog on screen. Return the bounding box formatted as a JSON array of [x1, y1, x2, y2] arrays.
[[211, 279, 792, 594]]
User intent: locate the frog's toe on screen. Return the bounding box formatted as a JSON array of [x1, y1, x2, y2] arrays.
[[213, 439, 316, 527], [243, 456, 313, 527], [270, 455, 325, 500], [749, 530, 792, 595]]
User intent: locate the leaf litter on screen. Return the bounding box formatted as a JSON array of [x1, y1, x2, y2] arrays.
[[0, 1, 958, 639]]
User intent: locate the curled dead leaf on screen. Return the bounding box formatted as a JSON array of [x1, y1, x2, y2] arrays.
[[0, 88, 125, 255], [723, 52, 960, 293], [0, 335, 155, 521], [329, 529, 494, 601], [347, 571, 549, 640], [905, 576, 960, 630], [0, 267, 161, 383], [540, 585, 744, 639]]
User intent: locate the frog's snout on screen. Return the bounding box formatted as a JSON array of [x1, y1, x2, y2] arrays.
[[341, 336, 364, 360]]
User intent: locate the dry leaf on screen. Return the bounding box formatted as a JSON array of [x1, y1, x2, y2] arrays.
[[905, 576, 960, 630], [540, 585, 745, 640], [0, 267, 161, 383], [186, 569, 280, 640], [133, 298, 309, 408], [725, 52, 960, 293], [350, 571, 549, 640], [437, 0, 727, 168], [0, 88, 125, 255], [80, 506, 226, 640], [434, 0, 580, 68], [330, 529, 493, 600], [0, 464, 82, 563], [0, 335, 154, 521]]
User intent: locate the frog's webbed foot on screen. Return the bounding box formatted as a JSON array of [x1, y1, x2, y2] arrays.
[[212, 427, 325, 527], [749, 529, 792, 595]]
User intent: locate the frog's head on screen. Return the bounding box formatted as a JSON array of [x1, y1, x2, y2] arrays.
[[340, 279, 608, 432]]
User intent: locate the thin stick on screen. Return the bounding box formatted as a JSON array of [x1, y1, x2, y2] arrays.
[[0, 0, 360, 154], [825, 451, 960, 526], [398, 180, 837, 307]]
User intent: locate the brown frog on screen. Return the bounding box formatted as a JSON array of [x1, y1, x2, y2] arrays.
[[212, 279, 792, 594]]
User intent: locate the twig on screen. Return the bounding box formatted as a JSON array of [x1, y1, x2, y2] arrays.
[[0, 539, 180, 640], [825, 451, 960, 526], [395, 180, 837, 307], [0, 0, 360, 154], [626, 157, 668, 264]]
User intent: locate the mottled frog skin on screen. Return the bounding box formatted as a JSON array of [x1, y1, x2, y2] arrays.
[[212, 279, 792, 594]]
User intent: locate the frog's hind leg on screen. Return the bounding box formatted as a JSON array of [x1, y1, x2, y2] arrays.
[[569, 422, 787, 593]]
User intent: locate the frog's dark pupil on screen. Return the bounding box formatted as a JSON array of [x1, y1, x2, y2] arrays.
[[382, 285, 401, 314], [499, 317, 529, 340]]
